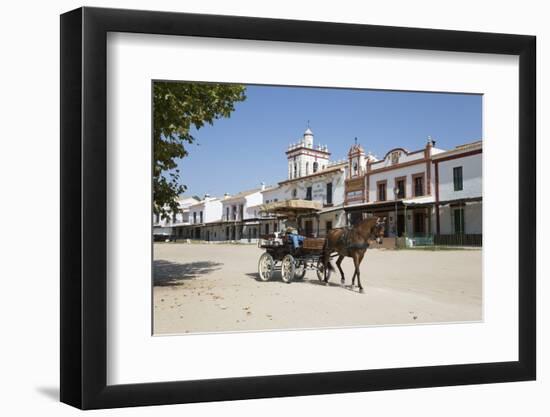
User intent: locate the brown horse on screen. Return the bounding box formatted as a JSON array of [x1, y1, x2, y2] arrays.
[[322, 216, 385, 292]]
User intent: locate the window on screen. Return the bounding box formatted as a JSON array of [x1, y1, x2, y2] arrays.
[[326, 221, 333, 233], [353, 161, 358, 175], [453, 166, 463, 191], [193, 212, 197, 224], [274, 222, 279, 232], [265, 223, 270, 234], [292, 188, 297, 198], [294, 163, 297, 178], [326, 182, 333, 205], [232, 205, 237, 220], [226, 207, 229, 220], [306, 162, 309, 175], [414, 175, 424, 197], [313, 161, 318, 173], [199, 211, 203, 224], [396, 179, 405, 199], [239, 205, 244, 220], [377, 182, 387, 201], [391, 151, 401, 164], [306, 186, 312, 200]]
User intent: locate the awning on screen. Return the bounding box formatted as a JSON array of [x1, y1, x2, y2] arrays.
[[402, 196, 435, 206], [437, 196, 482, 206], [344, 197, 435, 212]]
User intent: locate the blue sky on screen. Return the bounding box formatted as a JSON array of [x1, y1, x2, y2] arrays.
[[177, 85, 482, 198]]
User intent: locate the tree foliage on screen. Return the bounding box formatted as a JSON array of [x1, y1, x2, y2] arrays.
[[153, 82, 246, 218]]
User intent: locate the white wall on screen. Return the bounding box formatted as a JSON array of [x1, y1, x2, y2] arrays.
[[437, 153, 482, 201], [368, 162, 431, 202], [439, 201, 482, 235], [262, 187, 283, 204], [203, 199, 222, 222], [189, 199, 222, 224], [369, 148, 425, 171], [244, 192, 263, 218], [280, 169, 345, 205], [2, 1, 546, 417]]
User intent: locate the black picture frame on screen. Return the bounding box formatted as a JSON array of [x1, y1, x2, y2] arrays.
[[60, 6, 536, 410]]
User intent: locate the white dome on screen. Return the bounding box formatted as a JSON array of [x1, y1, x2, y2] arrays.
[[304, 127, 313, 136]]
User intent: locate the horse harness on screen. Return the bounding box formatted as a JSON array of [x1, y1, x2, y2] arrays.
[[337, 226, 370, 253]]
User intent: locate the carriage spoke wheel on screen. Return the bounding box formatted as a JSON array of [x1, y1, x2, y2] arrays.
[[281, 254, 296, 283], [316, 259, 331, 282], [294, 260, 307, 280], [258, 253, 274, 282]]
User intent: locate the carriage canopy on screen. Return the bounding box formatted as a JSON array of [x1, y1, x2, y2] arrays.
[[258, 199, 322, 218]]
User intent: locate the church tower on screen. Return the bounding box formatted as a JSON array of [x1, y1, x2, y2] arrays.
[[347, 138, 366, 179], [286, 126, 331, 180]]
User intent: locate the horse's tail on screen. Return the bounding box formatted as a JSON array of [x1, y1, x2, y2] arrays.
[[323, 238, 335, 271]]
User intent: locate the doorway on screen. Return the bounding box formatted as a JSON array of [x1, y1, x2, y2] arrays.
[[397, 214, 405, 237], [414, 212, 426, 235]]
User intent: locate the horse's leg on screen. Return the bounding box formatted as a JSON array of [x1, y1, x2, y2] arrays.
[[336, 255, 345, 286], [323, 251, 332, 284], [355, 250, 366, 292], [350, 251, 358, 287]]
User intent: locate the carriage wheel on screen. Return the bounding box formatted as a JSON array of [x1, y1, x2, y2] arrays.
[[281, 254, 296, 283], [294, 260, 307, 280], [316, 259, 331, 282], [258, 252, 274, 281]]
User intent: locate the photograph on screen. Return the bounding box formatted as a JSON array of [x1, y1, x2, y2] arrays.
[[152, 82, 483, 335]]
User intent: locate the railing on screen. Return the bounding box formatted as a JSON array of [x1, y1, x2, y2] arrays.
[[396, 233, 482, 248], [434, 234, 482, 247]]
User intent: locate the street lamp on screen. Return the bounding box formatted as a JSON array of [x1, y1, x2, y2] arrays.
[[393, 186, 399, 238]]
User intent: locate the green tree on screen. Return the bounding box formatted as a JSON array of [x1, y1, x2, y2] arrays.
[[153, 82, 246, 218]]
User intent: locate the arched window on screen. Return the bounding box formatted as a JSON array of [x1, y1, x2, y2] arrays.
[[305, 162, 309, 175], [292, 188, 297, 198], [313, 161, 318, 173], [353, 161, 358, 175], [294, 163, 297, 178]]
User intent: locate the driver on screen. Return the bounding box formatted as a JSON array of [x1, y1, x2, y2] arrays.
[[283, 218, 305, 249]]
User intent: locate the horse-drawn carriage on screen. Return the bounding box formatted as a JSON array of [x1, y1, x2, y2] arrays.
[[256, 199, 386, 292], [256, 200, 331, 283]]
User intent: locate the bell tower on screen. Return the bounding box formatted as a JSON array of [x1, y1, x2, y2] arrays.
[[347, 137, 366, 179], [286, 126, 331, 179]]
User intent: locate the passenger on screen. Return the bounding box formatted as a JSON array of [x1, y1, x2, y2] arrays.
[[283, 219, 305, 249]]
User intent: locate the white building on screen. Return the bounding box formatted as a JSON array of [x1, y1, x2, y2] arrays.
[[203, 186, 265, 242], [158, 127, 482, 247], [186, 195, 222, 240], [343, 138, 482, 246], [287, 127, 331, 179], [153, 196, 199, 237], [432, 141, 482, 244], [344, 137, 445, 237]]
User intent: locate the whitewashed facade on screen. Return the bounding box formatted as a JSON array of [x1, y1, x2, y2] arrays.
[[158, 128, 482, 246], [433, 142, 482, 240], [153, 196, 199, 237]]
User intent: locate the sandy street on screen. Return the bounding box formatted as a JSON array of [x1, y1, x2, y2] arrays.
[[153, 243, 482, 335]]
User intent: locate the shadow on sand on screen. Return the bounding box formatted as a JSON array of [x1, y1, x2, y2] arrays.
[[154, 259, 223, 286], [246, 271, 360, 292]]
